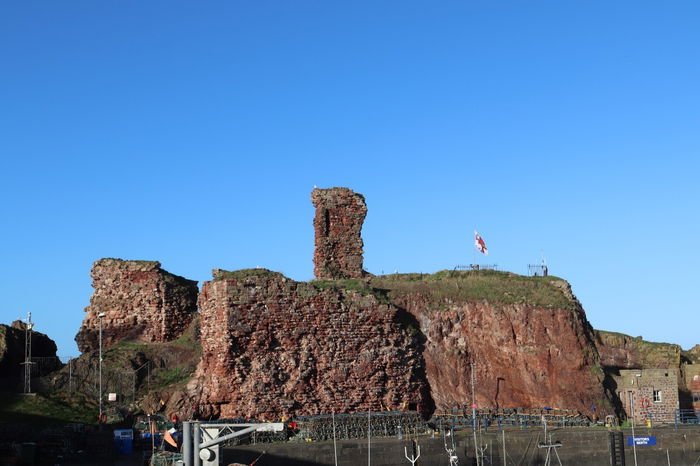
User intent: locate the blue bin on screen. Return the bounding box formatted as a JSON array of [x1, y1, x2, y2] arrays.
[[113, 429, 134, 455]]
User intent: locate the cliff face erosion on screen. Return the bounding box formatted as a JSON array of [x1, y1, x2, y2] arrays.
[[75, 259, 198, 353], [595, 330, 682, 370], [371, 272, 608, 415]]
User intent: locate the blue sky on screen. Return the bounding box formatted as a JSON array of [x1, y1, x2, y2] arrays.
[[1, 1, 698, 357]]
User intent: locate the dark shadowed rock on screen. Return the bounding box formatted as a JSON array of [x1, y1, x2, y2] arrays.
[[0, 323, 59, 378]]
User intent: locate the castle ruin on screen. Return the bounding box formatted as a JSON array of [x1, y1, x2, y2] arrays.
[[311, 187, 367, 279]]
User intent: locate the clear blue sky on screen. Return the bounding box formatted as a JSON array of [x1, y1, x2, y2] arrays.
[[1, 1, 698, 357]]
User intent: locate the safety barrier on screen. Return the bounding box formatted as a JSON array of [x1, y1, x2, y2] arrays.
[[187, 407, 700, 446]]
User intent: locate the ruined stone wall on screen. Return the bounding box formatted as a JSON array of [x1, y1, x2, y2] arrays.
[[311, 187, 367, 279], [75, 258, 198, 353], [189, 269, 430, 420]]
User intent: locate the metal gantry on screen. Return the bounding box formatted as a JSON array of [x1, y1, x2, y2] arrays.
[[181, 421, 284, 466]]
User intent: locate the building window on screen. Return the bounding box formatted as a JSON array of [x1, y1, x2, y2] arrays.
[[653, 390, 662, 402]]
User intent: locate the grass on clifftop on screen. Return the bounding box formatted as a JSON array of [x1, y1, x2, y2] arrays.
[[213, 268, 286, 281], [595, 329, 681, 368], [311, 278, 389, 300], [370, 269, 577, 310]]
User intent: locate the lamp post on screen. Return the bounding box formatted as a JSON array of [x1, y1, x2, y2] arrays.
[[98, 312, 106, 423]]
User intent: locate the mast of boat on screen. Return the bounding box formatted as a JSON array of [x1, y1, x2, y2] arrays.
[[404, 444, 421, 465], [332, 410, 338, 466], [470, 362, 480, 466], [367, 409, 371, 466], [444, 424, 459, 466], [629, 391, 638, 466], [502, 429, 506, 466]]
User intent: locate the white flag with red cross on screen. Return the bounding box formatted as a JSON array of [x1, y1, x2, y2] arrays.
[[474, 231, 488, 255]]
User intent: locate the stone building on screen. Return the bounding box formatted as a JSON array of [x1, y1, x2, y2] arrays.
[[614, 369, 679, 424]]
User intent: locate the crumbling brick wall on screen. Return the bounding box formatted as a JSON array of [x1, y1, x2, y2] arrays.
[[189, 269, 431, 419], [75, 258, 198, 352], [311, 187, 367, 279]]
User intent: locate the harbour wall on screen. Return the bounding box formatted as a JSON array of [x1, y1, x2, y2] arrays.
[[224, 427, 700, 466]]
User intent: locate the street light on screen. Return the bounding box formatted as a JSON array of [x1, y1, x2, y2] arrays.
[[98, 312, 106, 423]]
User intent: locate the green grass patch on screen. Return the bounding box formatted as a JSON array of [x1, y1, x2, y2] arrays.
[[370, 269, 576, 310], [311, 278, 390, 302], [151, 366, 192, 389], [0, 391, 97, 425], [170, 317, 201, 350], [212, 268, 286, 281]]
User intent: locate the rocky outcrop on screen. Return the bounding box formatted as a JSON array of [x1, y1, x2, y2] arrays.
[[682, 344, 700, 364], [75, 259, 198, 353], [189, 269, 430, 420], [595, 330, 695, 410], [0, 322, 59, 378], [311, 187, 367, 279], [371, 272, 610, 416], [595, 330, 682, 370]]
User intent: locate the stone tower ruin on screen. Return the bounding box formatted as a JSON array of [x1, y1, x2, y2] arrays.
[[311, 187, 367, 279], [75, 258, 198, 352]]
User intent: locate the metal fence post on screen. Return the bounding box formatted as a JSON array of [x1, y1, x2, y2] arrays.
[[183, 421, 191, 466], [194, 422, 201, 466]]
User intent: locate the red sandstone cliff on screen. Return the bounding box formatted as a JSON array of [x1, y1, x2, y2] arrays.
[[595, 330, 682, 370], [372, 272, 610, 416], [75, 258, 198, 352], [189, 269, 430, 420]]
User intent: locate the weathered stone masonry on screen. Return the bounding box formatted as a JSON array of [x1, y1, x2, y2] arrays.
[[190, 269, 431, 420], [614, 369, 680, 423], [75, 259, 198, 352], [312, 187, 367, 279]]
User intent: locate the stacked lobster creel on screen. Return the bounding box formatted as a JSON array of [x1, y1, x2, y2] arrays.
[[294, 411, 424, 441]]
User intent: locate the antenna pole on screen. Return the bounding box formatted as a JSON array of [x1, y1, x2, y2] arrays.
[[21, 312, 35, 394]]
